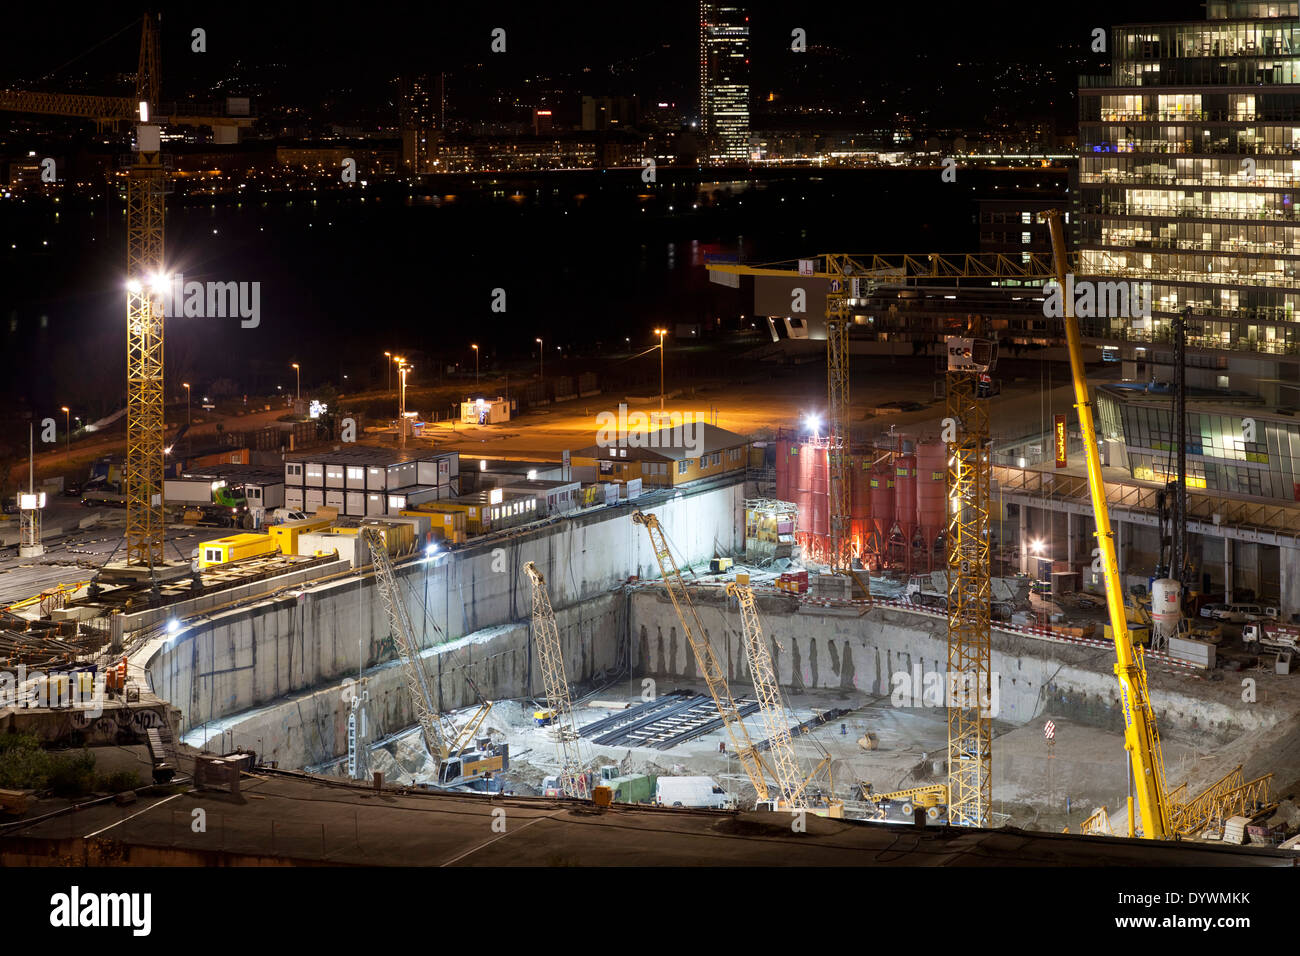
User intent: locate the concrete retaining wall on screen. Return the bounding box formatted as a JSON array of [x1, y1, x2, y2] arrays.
[[145, 483, 741, 760], [628, 592, 1283, 743]]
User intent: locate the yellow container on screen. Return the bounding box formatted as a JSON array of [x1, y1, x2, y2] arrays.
[[198, 532, 279, 568], [268, 516, 334, 556], [401, 509, 466, 545]]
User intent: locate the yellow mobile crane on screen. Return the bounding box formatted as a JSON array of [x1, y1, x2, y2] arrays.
[[363, 529, 502, 786], [1043, 210, 1172, 839], [632, 511, 839, 815], [523, 562, 590, 799]]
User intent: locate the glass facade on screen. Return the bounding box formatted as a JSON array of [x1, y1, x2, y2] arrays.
[[1077, 1, 1300, 359], [1097, 388, 1300, 500], [700, 2, 750, 160]]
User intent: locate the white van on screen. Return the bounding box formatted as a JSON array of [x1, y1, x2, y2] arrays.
[[1215, 604, 1273, 624], [654, 776, 735, 810]]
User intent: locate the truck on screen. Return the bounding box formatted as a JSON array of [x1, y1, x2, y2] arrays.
[[80, 476, 126, 507], [1242, 621, 1300, 651], [164, 477, 250, 528]]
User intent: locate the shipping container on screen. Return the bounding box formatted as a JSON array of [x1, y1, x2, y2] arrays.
[[197, 532, 279, 568], [401, 508, 466, 544]]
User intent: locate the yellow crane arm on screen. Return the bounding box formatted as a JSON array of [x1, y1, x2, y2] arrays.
[[1044, 210, 1172, 840], [632, 511, 770, 801]]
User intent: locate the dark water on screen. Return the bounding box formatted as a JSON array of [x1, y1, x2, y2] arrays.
[[0, 166, 1064, 418]]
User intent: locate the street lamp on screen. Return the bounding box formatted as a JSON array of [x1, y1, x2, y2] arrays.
[[654, 328, 668, 413], [535, 337, 544, 385], [60, 406, 70, 459], [471, 344, 479, 386], [291, 363, 300, 402], [396, 358, 410, 449], [384, 351, 392, 393], [182, 383, 190, 426]]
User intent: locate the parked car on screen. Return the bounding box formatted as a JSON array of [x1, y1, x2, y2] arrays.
[[1199, 602, 1227, 619], [1214, 603, 1267, 624]]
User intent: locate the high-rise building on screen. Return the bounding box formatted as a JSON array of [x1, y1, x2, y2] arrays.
[[699, 2, 750, 161], [1078, 2, 1300, 502], [397, 73, 445, 174]]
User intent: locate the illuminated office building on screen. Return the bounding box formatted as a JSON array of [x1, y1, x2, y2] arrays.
[[699, 2, 750, 161]]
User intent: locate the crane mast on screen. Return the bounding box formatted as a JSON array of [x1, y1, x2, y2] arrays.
[[523, 562, 590, 798], [632, 511, 770, 802], [944, 334, 995, 827], [1043, 209, 1172, 839]]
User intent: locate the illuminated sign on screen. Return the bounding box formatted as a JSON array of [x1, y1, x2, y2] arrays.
[[1054, 414, 1067, 469]]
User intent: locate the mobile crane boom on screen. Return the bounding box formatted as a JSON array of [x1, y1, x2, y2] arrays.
[[523, 561, 590, 798], [1043, 210, 1172, 839]]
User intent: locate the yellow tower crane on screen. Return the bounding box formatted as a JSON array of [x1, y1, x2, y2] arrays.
[[1043, 209, 1173, 839], [1, 14, 253, 569], [707, 252, 1075, 594], [944, 332, 997, 828], [523, 562, 590, 799]]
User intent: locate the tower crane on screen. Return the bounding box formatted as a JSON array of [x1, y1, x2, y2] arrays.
[[632, 511, 840, 815], [707, 252, 1073, 594], [364, 529, 504, 786], [1043, 209, 1173, 839], [944, 329, 996, 828], [1, 14, 252, 571], [523, 561, 590, 799]]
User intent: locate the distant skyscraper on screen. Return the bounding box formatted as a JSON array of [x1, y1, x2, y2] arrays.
[[397, 73, 444, 173], [699, 2, 750, 161]]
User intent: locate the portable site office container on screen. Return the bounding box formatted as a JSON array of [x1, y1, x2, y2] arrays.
[[455, 489, 541, 532], [498, 479, 580, 517], [197, 533, 280, 569], [401, 508, 467, 544], [418, 499, 491, 535], [267, 516, 334, 555], [378, 513, 431, 547]]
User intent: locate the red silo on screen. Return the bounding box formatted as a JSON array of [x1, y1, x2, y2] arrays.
[[894, 447, 918, 572], [775, 437, 792, 502], [794, 442, 813, 535], [810, 442, 830, 539], [916, 440, 948, 571], [851, 454, 872, 566], [870, 462, 894, 567]]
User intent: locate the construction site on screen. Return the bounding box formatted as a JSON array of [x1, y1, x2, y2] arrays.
[[3, 11, 1300, 880]]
